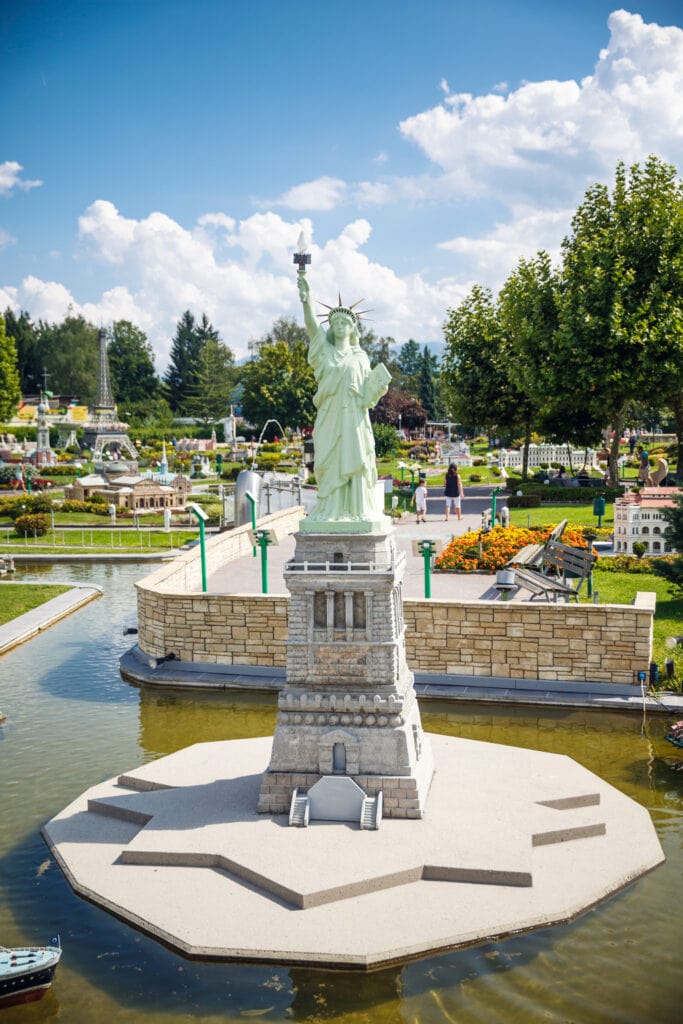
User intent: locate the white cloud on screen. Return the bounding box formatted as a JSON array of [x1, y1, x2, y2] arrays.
[[2, 201, 468, 365], [398, 10, 683, 203], [196, 212, 236, 232], [0, 228, 15, 250], [439, 205, 572, 285], [0, 161, 43, 196], [273, 176, 347, 211]]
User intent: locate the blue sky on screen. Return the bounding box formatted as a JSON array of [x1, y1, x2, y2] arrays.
[[2, 1, 683, 367]]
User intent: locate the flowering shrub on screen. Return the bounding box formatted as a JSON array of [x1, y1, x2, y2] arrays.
[[14, 513, 50, 537], [435, 524, 596, 573]]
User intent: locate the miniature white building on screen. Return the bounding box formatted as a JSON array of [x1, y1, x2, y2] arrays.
[[499, 443, 599, 471], [613, 487, 681, 554]]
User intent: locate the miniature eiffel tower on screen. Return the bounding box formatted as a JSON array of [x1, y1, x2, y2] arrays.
[[82, 329, 138, 468]]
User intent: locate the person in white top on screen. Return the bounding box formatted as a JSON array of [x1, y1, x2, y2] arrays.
[[411, 481, 428, 523]]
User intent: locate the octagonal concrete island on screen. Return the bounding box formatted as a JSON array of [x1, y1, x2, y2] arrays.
[[43, 733, 664, 969]]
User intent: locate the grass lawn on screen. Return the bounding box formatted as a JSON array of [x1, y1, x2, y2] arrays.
[[0, 527, 191, 553], [0, 583, 71, 625], [508, 504, 614, 529], [376, 458, 505, 488]]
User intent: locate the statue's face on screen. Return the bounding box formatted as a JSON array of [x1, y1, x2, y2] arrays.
[[330, 314, 354, 342]]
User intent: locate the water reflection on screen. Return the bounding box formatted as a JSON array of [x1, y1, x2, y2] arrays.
[[0, 562, 681, 1023], [137, 687, 277, 759]]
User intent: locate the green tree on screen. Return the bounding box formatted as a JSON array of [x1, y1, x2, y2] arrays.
[[556, 156, 683, 484], [372, 422, 399, 457], [260, 316, 308, 350], [240, 339, 316, 430], [0, 315, 21, 420], [497, 252, 561, 479], [184, 338, 236, 425], [3, 308, 40, 395], [397, 339, 422, 377], [35, 314, 99, 404], [163, 311, 203, 412], [418, 346, 437, 420], [442, 285, 520, 446], [359, 326, 399, 381], [123, 397, 174, 433], [107, 320, 160, 406]]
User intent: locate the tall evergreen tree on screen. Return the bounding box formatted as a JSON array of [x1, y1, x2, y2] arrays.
[[163, 311, 222, 413], [418, 346, 437, 420], [3, 308, 40, 395], [184, 338, 236, 425], [0, 315, 22, 421], [398, 339, 422, 377]]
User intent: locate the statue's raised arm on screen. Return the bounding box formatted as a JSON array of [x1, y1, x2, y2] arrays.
[[297, 272, 318, 342], [294, 268, 390, 533]]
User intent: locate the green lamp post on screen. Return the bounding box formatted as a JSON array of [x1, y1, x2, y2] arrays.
[[187, 502, 209, 593], [413, 538, 440, 599], [250, 528, 278, 594]]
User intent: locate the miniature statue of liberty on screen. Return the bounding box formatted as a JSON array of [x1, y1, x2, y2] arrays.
[[296, 264, 391, 530]]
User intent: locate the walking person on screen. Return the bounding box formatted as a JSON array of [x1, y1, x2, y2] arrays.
[[12, 463, 26, 493], [411, 478, 428, 524], [444, 463, 464, 521]]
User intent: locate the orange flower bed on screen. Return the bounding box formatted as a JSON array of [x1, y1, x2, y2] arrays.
[[435, 524, 592, 574]]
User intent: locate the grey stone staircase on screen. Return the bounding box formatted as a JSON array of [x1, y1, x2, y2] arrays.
[[288, 788, 310, 827], [360, 793, 383, 830]]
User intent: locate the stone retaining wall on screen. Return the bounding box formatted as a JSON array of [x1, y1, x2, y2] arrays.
[[402, 596, 654, 685], [136, 507, 299, 664], [135, 510, 655, 686]]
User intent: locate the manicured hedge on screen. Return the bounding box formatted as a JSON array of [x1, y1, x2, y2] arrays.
[[506, 494, 542, 508]]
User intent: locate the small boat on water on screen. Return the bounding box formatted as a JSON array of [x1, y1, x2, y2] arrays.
[[0, 938, 61, 1008]]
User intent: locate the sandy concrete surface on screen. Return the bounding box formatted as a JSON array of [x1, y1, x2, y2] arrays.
[[43, 733, 664, 968]]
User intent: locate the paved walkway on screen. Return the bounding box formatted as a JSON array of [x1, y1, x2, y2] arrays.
[[0, 582, 102, 656], [206, 491, 501, 602]]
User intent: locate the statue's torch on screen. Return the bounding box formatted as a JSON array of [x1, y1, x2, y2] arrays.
[[293, 230, 311, 276]]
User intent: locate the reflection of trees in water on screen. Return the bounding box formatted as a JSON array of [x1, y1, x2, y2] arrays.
[[420, 702, 681, 808], [137, 687, 277, 758]]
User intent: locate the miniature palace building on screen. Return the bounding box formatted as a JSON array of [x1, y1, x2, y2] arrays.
[[257, 527, 434, 826]]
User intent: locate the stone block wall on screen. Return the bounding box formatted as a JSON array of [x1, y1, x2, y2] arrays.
[[136, 507, 300, 663], [134, 509, 655, 686], [402, 594, 655, 686]]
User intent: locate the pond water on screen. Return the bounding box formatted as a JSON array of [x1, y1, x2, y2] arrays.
[[1, 562, 681, 1023]]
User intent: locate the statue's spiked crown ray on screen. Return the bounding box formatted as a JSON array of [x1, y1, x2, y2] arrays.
[[318, 293, 372, 326]]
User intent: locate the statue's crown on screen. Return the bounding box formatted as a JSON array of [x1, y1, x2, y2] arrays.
[[318, 293, 371, 325]]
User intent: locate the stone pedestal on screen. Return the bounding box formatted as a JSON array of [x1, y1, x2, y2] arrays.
[[257, 528, 434, 818]]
